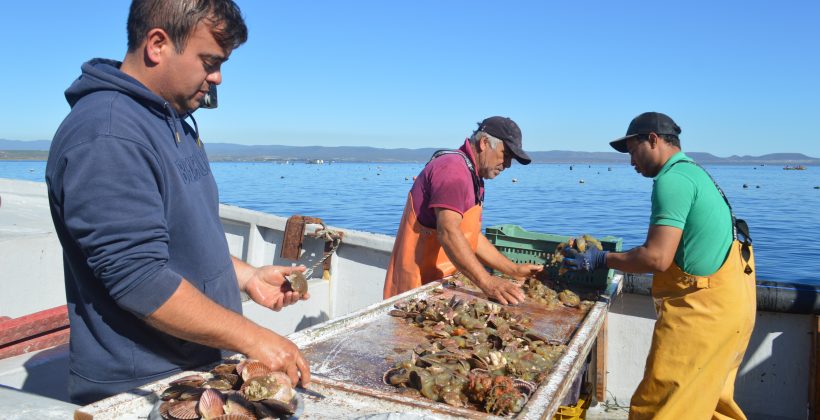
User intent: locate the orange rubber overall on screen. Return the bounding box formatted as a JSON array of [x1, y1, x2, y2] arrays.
[[383, 193, 482, 298]]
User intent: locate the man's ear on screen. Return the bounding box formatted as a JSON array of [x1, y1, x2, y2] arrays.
[[478, 135, 489, 152], [648, 132, 659, 149], [144, 28, 172, 65]]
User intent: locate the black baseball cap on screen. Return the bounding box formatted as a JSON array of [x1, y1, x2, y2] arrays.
[[477, 116, 531, 165], [610, 112, 681, 153]]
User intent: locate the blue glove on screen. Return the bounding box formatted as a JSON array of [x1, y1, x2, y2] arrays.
[[562, 247, 608, 272]]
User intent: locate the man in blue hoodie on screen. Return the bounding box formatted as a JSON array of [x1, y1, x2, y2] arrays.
[[46, 0, 311, 404]]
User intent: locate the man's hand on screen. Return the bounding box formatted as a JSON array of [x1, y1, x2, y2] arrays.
[[479, 275, 526, 305], [245, 328, 311, 387], [509, 263, 543, 280], [243, 265, 310, 311], [563, 247, 608, 272]]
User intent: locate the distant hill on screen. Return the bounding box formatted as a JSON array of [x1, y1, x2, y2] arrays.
[[0, 139, 51, 151], [2, 139, 818, 165], [204, 143, 442, 162]]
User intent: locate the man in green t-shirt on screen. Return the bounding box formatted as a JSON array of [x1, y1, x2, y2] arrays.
[[564, 112, 756, 420]]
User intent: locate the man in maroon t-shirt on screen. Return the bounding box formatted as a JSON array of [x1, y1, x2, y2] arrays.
[[384, 117, 542, 304]]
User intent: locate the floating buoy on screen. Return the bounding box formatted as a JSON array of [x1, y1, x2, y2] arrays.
[[756, 185, 760, 188], [607, 167, 612, 171], [512, 178, 518, 183], [579, 179, 585, 184], [742, 184, 748, 188], [569, 166, 573, 170], [280, 176, 284, 179], [405, 177, 409, 180]]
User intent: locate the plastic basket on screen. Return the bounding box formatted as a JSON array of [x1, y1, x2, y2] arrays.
[[552, 393, 591, 420], [485, 224, 622, 289]]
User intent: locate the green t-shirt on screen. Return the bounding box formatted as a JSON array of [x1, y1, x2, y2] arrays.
[[650, 152, 733, 276]]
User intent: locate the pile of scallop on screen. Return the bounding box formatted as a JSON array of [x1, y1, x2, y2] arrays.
[[156, 359, 297, 420], [385, 295, 567, 416]]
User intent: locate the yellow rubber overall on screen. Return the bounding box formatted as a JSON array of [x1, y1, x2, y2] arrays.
[[629, 241, 756, 420]]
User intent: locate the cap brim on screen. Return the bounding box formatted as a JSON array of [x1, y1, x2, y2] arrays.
[[513, 153, 531, 165], [609, 134, 638, 153], [504, 141, 531, 165]]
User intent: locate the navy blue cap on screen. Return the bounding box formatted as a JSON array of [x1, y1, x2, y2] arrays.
[[610, 112, 681, 153]]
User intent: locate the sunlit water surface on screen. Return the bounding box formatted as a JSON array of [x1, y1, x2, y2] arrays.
[[3, 160, 818, 284]]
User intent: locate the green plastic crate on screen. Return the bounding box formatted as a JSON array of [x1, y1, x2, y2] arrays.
[[485, 224, 622, 289]]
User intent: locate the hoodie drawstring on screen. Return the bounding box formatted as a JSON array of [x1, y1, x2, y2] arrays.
[[161, 102, 181, 147], [160, 102, 203, 148], [187, 112, 202, 147]]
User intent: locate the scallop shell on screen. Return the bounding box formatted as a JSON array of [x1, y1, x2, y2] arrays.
[[210, 362, 239, 376], [240, 373, 294, 403], [203, 377, 234, 391], [240, 360, 272, 381], [383, 367, 408, 386], [179, 386, 205, 401], [253, 401, 278, 419], [197, 388, 225, 419], [513, 378, 536, 397], [287, 271, 308, 294], [169, 374, 206, 388], [224, 392, 256, 417], [260, 396, 297, 415], [158, 400, 174, 419], [236, 360, 247, 376], [167, 400, 199, 420], [161, 384, 196, 401], [210, 415, 254, 420]]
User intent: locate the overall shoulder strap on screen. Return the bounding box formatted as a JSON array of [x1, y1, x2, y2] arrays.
[[428, 149, 483, 205], [670, 160, 753, 273]]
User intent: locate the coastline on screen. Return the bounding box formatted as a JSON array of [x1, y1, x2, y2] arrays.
[[3, 154, 818, 166]]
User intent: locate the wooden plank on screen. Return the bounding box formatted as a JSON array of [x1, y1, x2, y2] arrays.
[[0, 305, 69, 346], [0, 328, 70, 359]]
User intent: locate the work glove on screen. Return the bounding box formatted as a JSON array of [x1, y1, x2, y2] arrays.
[[562, 247, 608, 272]]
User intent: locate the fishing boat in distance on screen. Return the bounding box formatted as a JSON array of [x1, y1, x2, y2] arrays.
[[783, 164, 806, 170], [0, 177, 817, 419]]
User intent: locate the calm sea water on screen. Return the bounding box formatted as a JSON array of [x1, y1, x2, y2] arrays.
[[3, 160, 818, 284]]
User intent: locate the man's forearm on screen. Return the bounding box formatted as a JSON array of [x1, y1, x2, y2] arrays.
[[232, 255, 256, 292], [145, 278, 263, 354], [607, 225, 681, 273], [475, 234, 516, 275], [606, 246, 669, 273], [438, 228, 492, 289]]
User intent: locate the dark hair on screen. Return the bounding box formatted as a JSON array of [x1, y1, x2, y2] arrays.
[[637, 133, 681, 149], [127, 0, 248, 53], [658, 133, 681, 148]]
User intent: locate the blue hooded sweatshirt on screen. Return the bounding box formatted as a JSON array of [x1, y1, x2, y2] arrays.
[[45, 59, 242, 404]]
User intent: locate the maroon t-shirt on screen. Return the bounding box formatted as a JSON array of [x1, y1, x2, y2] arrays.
[[410, 139, 484, 228]]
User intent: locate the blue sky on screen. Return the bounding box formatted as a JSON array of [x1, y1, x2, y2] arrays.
[[1, 1, 818, 157]]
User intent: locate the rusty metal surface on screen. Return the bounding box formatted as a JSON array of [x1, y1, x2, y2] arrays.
[[291, 281, 605, 419], [281, 215, 307, 260]]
